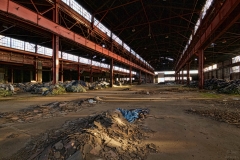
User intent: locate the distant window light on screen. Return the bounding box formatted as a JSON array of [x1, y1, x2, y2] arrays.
[[11, 38, 24, 50], [25, 42, 35, 52], [231, 66, 240, 73], [232, 55, 240, 63]]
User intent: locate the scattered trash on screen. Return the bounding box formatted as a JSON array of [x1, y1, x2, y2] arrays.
[[117, 108, 149, 123], [88, 99, 96, 104]]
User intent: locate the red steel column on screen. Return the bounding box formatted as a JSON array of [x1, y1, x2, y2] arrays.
[[178, 72, 181, 84], [78, 57, 80, 81], [129, 67, 132, 85], [11, 68, 13, 84], [60, 52, 63, 82], [78, 64, 80, 81], [110, 58, 113, 87], [198, 49, 204, 89], [181, 69, 184, 84], [187, 63, 190, 85], [52, 0, 60, 84], [35, 57, 38, 82], [139, 70, 141, 84], [90, 57, 93, 83], [145, 73, 147, 83]]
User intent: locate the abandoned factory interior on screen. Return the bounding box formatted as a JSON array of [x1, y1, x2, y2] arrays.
[[0, 0, 240, 159]]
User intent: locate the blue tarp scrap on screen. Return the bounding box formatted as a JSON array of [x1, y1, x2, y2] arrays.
[[117, 108, 149, 123]]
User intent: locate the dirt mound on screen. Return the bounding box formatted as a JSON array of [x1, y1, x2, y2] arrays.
[[9, 110, 157, 160]]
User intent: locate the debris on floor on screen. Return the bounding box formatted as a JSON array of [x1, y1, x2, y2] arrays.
[[0, 84, 14, 97], [0, 80, 111, 96], [187, 79, 240, 94], [186, 108, 240, 128], [134, 90, 157, 95], [10, 109, 157, 160], [117, 108, 149, 122], [0, 98, 102, 123]]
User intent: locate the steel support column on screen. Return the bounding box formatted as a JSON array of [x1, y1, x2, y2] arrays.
[[222, 62, 224, 79], [60, 60, 63, 82], [139, 70, 141, 84], [60, 52, 63, 82], [110, 58, 113, 87], [78, 64, 80, 81], [35, 57, 38, 82], [90, 57, 93, 83], [198, 49, 204, 89], [129, 67, 132, 85], [145, 73, 147, 83], [52, 0, 60, 84], [11, 68, 13, 84], [178, 72, 180, 84], [187, 63, 190, 85], [181, 69, 184, 84], [52, 35, 59, 84]]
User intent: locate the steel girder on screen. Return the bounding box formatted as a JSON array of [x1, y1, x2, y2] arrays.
[[176, 0, 240, 73], [0, 0, 154, 75]]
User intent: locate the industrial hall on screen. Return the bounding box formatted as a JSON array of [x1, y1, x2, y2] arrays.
[[0, 0, 239, 159]]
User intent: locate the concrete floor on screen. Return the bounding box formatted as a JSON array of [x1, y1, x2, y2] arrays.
[[0, 84, 239, 160]]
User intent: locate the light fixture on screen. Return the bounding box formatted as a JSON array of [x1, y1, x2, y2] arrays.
[[165, 35, 169, 38], [222, 39, 226, 43], [144, 47, 147, 50], [132, 28, 135, 32], [102, 44, 106, 48], [93, 55, 96, 58]]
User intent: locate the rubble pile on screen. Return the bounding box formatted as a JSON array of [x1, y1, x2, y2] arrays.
[[187, 79, 240, 94], [0, 98, 101, 123], [87, 81, 110, 90], [186, 108, 240, 128], [0, 84, 14, 97], [10, 109, 157, 160]]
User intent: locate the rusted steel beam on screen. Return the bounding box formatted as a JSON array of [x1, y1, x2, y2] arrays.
[[0, 0, 154, 75], [176, 0, 240, 73]]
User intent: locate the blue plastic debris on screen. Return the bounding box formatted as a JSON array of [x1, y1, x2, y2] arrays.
[[117, 108, 149, 123]]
